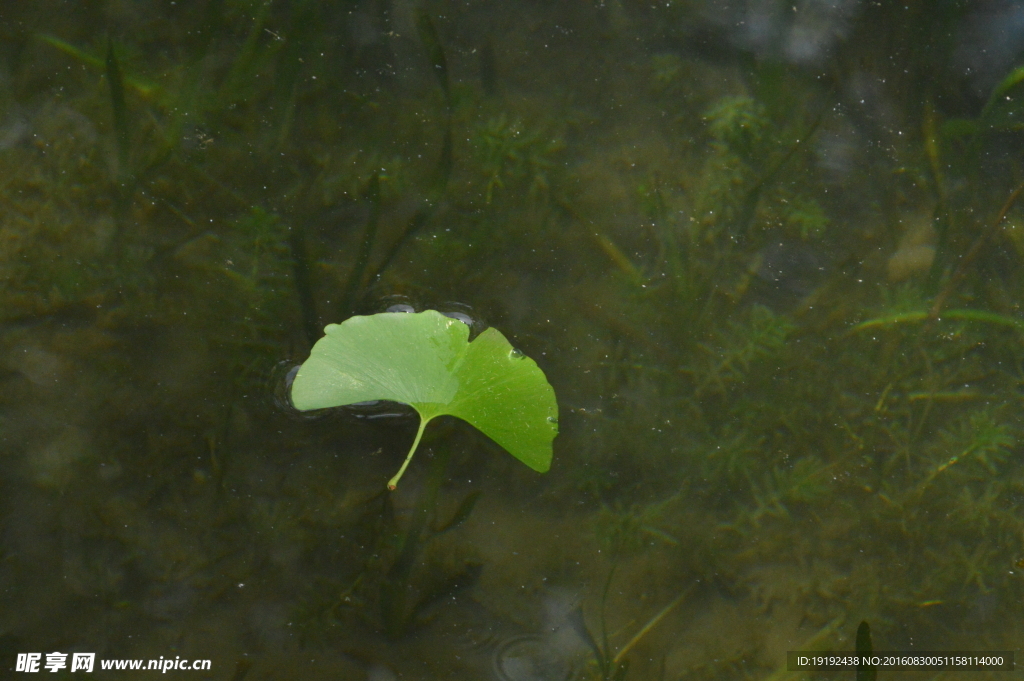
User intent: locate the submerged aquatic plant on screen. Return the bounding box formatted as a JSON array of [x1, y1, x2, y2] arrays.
[[705, 96, 769, 160], [570, 569, 691, 681], [472, 114, 563, 204], [291, 309, 559, 489]]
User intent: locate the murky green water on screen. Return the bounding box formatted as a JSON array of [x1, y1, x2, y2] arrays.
[[3, 1, 1024, 679]]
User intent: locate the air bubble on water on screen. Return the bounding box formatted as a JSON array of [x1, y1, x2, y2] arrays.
[[509, 348, 525, 359], [439, 301, 486, 338], [441, 310, 473, 326], [269, 361, 300, 411], [374, 296, 489, 336], [374, 293, 418, 314], [267, 360, 322, 419]]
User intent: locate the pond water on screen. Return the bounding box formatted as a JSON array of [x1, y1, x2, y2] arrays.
[[2, 1, 1024, 679]]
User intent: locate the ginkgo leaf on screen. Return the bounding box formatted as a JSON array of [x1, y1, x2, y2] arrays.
[[291, 310, 558, 489]]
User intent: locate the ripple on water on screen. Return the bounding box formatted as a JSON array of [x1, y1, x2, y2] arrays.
[[493, 634, 576, 681]]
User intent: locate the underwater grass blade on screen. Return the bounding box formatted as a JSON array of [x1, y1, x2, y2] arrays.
[[38, 34, 160, 98], [850, 308, 1024, 335], [369, 207, 432, 284], [611, 586, 691, 666], [856, 621, 876, 681], [380, 445, 449, 638], [930, 179, 1024, 316], [418, 10, 454, 194], [287, 221, 320, 348], [434, 490, 482, 534], [416, 11, 450, 107], [566, 606, 604, 673], [340, 172, 381, 317], [980, 63, 1024, 121], [105, 40, 130, 180], [290, 310, 558, 489], [359, 11, 455, 287]]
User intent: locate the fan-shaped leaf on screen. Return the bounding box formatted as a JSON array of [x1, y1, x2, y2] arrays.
[[291, 310, 558, 489]]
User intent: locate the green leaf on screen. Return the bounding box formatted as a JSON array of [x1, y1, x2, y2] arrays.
[[850, 308, 1024, 334], [981, 63, 1024, 120], [940, 117, 978, 142], [291, 310, 558, 489], [37, 34, 161, 99]]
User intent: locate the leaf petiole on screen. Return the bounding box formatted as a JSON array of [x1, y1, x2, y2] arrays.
[[388, 416, 431, 490]]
